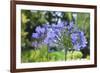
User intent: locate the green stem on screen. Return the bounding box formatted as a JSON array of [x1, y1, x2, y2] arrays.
[[65, 48, 67, 61], [71, 49, 74, 60], [47, 47, 49, 61]]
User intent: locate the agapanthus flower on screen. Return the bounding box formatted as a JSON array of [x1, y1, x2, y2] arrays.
[[44, 37, 57, 46], [43, 24, 51, 28], [71, 31, 87, 50], [32, 26, 46, 39], [35, 26, 45, 34], [68, 21, 74, 31], [64, 21, 74, 31], [56, 22, 64, 29], [43, 28, 59, 46], [79, 31, 87, 48], [32, 19, 87, 51], [32, 33, 40, 39]]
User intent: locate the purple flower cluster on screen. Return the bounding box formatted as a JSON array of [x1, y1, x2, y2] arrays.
[[32, 19, 87, 50], [71, 31, 87, 50], [32, 26, 46, 39], [43, 25, 61, 46]]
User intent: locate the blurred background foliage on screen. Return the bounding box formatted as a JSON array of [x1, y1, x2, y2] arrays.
[[21, 10, 90, 63]]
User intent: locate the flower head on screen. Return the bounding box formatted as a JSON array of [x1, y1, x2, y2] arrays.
[[43, 27, 59, 46], [32, 26, 46, 39], [35, 26, 45, 34], [32, 33, 40, 39], [31, 19, 88, 51], [68, 21, 74, 31], [71, 31, 87, 50]]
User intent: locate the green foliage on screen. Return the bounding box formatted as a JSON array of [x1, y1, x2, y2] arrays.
[[72, 51, 83, 60], [62, 12, 73, 21], [60, 30, 73, 50], [77, 13, 90, 31], [86, 55, 90, 60], [21, 45, 48, 62], [66, 51, 73, 60], [21, 45, 65, 62], [22, 50, 84, 62], [48, 51, 65, 61], [66, 51, 83, 60]]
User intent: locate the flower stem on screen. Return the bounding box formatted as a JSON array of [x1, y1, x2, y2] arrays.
[[65, 48, 67, 61]]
